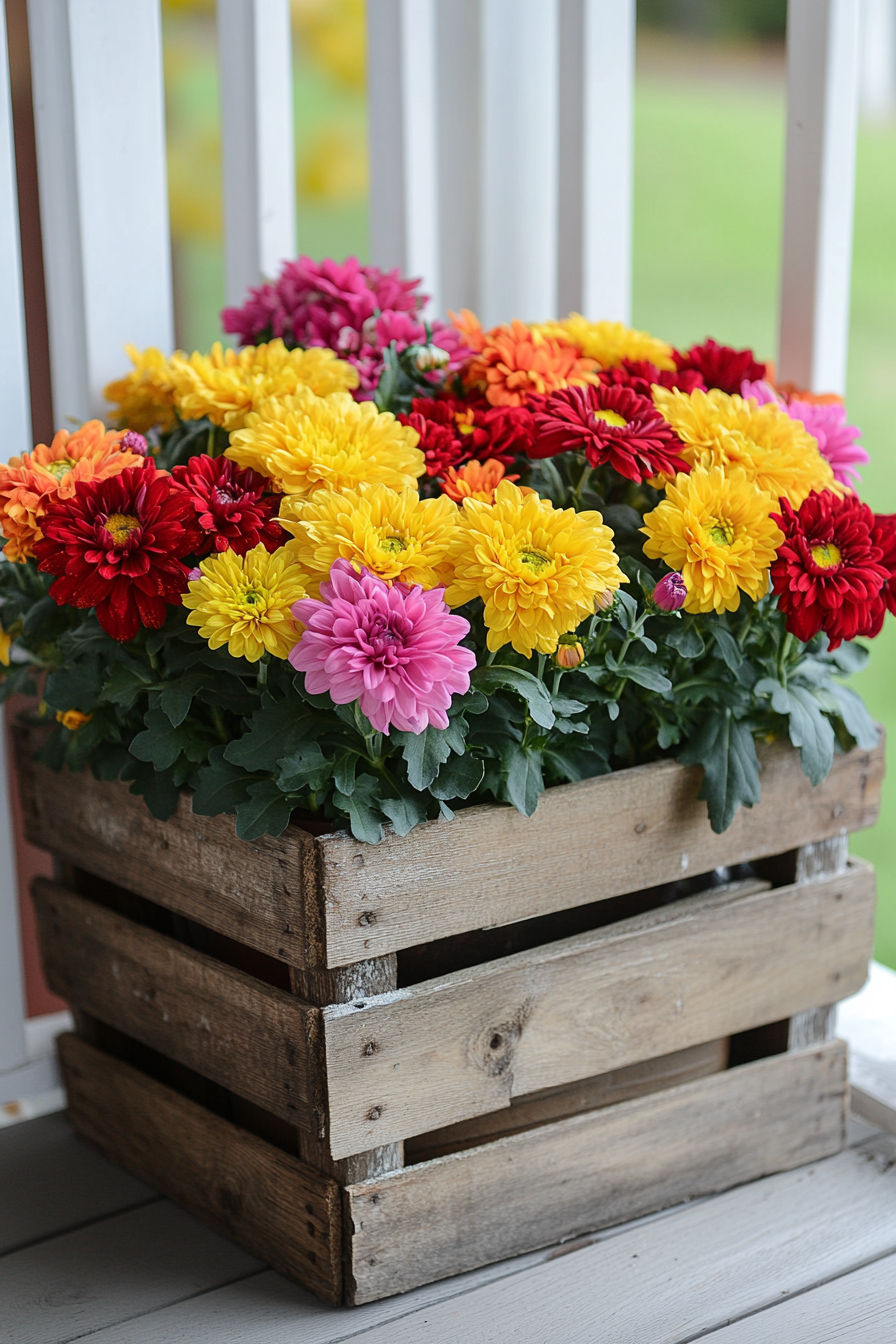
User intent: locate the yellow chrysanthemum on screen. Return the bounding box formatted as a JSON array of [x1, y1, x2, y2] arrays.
[[653, 386, 836, 507], [169, 339, 358, 431], [226, 387, 425, 498], [534, 315, 675, 371], [103, 345, 179, 433], [280, 483, 458, 592], [182, 544, 308, 662], [445, 480, 626, 656], [642, 466, 783, 615]]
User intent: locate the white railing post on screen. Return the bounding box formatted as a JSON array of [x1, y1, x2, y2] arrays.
[[434, 0, 481, 317], [558, 0, 635, 322], [860, 0, 896, 120], [217, 0, 296, 306], [0, 0, 30, 1088], [366, 0, 440, 311], [28, 0, 174, 422], [480, 0, 559, 327], [778, 0, 861, 395]]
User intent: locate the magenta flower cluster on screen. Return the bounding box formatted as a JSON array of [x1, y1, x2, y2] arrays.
[[741, 379, 869, 490], [222, 255, 470, 399], [289, 560, 477, 735]]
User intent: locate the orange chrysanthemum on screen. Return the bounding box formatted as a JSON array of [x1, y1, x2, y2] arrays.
[[0, 421, 143, 561], [453, 313, 598, 408], [440, 458, 519, 504]]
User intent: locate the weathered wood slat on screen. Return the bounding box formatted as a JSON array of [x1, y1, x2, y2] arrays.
[[404, 1037, 729, 1163], [13, 725, 317, 967], [345, 1042, 848, 1304], [318, 738, 882, 966], [32, 880, 323, 1135], [59, 1033, 343, 1305], [323, 865, 874, 1156], [13, 727, 883, 971]]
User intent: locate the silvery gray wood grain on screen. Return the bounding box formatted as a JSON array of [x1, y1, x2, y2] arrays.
[[700, 1250, 896, 1342], [0, 1199, 261, 1344], [338, 1137, 896, 1344], [0, 1113, 155, 1256]]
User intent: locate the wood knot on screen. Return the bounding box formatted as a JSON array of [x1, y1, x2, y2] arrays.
[[353, 854, 365, 868], [367, 1105, 383, 1121], [362, 1040, 378, 1057], [358, 911, 377, 926], [479, 1004, 532, 1077], [634, 821, 647, 834]]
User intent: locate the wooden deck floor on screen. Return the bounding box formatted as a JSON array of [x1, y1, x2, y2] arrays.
[[2, 1106, 894, 1344]]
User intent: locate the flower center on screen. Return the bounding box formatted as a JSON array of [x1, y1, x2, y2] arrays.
[[810, 540, 842, 570], [214, 487, 237, 505], [518, 547, 552, 575], [709, 517, 734, 547], [45, 456, 76, 480], [103, 513, 141, 546], [241, 588, 265, 607], [594, 409, 627, 429], [379, 535, 407, 555]]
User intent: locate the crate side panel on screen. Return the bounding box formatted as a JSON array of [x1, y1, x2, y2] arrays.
[[320, 738, 883, 966], [33, 879, 324, 1134], [345, 1041, 847, 1304], [324, 864, 874, 1156], [58, 1033, 343, 1305], [13, 726, 313, 966]]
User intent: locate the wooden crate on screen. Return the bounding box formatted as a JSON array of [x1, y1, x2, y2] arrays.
[[14, 725, 883, 1305]]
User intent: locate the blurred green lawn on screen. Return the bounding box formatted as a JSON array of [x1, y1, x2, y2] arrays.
[[632, 65, 896, 968]]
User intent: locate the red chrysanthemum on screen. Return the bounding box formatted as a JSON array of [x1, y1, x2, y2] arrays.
[[598, 359, 706, 399], [770, 490, 889, 649], [673, 339, 766, 395], [864, 513, 896, 638], [34, 462, 197, 641], [171, 455, 284, 556], [398, 396, 534, 476], [529, 383, 691, 483]]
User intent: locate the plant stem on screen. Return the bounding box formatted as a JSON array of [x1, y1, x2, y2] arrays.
[[257, 657, 268, 688], [551, 670, 562, 697], [209, 703, 228, 742]]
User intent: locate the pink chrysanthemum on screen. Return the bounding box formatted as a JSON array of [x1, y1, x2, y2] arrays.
[[289, 559, 476, 734], [741, 379, 869, 490]]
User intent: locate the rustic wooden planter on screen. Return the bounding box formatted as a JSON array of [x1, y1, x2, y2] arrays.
[[14, 724, 883, 1306]]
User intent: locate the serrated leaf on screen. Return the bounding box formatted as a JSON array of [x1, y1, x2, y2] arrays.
[[472, 666, 555, 729], [334, 775, 384, 844], [551, 696, 588, 716], [679, 710, 761, 833], [103, 663, 156, 710], [334, 751, 358, 796], [786, 684, 835, 785], [828, 681, 880, 750], [712, 627, 743, 670], [393, 725, 453, 790], [430, 751, 485, 800], [754, 676, 791, 716], [380, 794, 428, 836], [276, 742, 331, 793], [666, 623, 705, 659], [120, 758, 180, 820], [503, 744, 544, 816], [129, 708, 192, 771], [224, 699, 315, 771], [44, 661, 104, 713], [235, 780, 295, 841], [160, 672, 208, 728], [192, 745, 255, 815]]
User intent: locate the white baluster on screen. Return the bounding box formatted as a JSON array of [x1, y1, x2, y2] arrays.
[[860, 0, 896, 121], [480, 0, 559, 327], [434, 0, 481, 317], [778, 0, 861, 394], [558, 0, 635, 323], [217, 0, 296, 306], [366, 0, 440, 311], [28, 0, 174, 422], [0, 0, 29, 1087]]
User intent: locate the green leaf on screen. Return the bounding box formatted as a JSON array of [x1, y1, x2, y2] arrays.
[[680, 710, 761, 834], [334, 751, 358, 796], [666, 623, 705, 659], [828, 682, 880, 750], [275, 742, 331, 793], [786, 684, 835, 785], [712, 627, 743, 671], [826, 639, 870, 675], [503, 744, 544, 816], [334, 775, 384, 843], [450, 688, 488, 717], [160, 672, 208, 728], [103, 663, 155, 710], [393, 725, 454, 791], [44, 661, 103, 713], [472, 666, 555, 729], [192, 745, 255, 815], [617, 663, 672, 694], [129, 708, 190, 771], [234, 780, 295, 841], [224, 699, 315, 771], [754, 676, 791, 716], [430, 751, 485, 800], [120, 758, 180, 820], [380, 793, 428, 836], [551, 696, 588, 716]]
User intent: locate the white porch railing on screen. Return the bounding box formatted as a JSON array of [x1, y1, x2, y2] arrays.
[[0, 0, 874, 1108]]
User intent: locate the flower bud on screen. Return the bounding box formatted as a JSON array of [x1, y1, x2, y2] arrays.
[[187, 566, 203, 582], [553, 634, 585, 669], [120, 430, 149, 456], [594, 588, 616, 613], [412, 343, 450, 372], [652, 571, 687, 612], [56, 709, 93, 732]]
